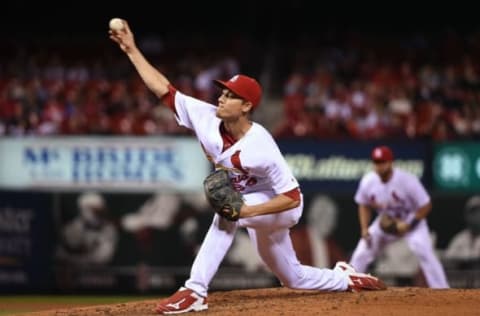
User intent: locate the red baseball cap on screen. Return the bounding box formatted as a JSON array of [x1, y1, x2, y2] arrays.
[[213, 74, 262, 108], [371, 146, 394, 162]]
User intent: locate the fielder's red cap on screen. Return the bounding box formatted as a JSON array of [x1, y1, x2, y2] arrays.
[[213, 74, 262, 108], [371, 146, 394, 162]]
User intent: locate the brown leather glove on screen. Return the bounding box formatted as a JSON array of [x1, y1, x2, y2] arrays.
[[203, 169, 244, 221]]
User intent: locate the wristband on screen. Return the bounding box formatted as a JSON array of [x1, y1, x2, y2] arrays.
[[409, 218, 420, 230]]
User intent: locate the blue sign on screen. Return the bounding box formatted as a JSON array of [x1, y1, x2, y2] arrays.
[[0, 137, 210, 192]]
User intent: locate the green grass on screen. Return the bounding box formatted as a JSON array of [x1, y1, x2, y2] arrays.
[[0, 295, 159, 315]]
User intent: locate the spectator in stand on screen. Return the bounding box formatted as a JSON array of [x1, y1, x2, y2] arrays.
[[2, 27, 480, 139]]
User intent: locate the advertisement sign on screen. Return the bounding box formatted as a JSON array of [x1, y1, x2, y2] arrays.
[[53, 190, 277, 293], [0, 188, 472, 293], [433, 142, 480, 191], [0, 192, 54, 292], [0, 137, 210, 192], [278, 140, 428, 193]]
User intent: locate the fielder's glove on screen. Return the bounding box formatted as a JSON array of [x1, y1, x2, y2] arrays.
[[379, 214, 399, 235], [203, 169, 244, 221]]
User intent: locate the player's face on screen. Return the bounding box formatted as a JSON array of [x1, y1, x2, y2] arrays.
[[216, 89, 249, 120], [373, 160, 393, 182]]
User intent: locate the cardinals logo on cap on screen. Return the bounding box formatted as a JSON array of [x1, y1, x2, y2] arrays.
[[373, 148, 383, 159], [213, 74, 262, 108], [371, 146, 394, 162]]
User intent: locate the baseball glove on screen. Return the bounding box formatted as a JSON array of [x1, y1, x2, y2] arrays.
[[379, 214, 399, 235], [203, 169, 244, 221]]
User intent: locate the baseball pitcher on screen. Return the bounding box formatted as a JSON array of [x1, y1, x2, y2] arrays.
[[109, 19, 387, 315]]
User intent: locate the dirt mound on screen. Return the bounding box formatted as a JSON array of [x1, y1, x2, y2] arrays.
[[18, 287, 480, 316]]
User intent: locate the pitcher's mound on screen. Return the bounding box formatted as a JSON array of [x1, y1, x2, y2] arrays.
[[23, 287, 480, 316]]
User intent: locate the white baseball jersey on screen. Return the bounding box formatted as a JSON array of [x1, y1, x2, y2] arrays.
[[173, 91, 299, 198], [169, 90, 350, 296], [354, 168, 430, 222], [350, 167, 449, 288]]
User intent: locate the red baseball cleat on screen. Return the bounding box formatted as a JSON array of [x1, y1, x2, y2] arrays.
[[334, 261, 387, 292], [155, 287, 208, 314]]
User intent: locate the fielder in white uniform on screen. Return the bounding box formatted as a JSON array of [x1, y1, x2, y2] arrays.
[[109, 20, 386, 315], [349, 145, 449, 288]]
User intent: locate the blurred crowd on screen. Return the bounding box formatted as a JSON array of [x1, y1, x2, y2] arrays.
[[1, 27, 480, 140], [273, 28, 480, 140], [0, 34, 243, 137]]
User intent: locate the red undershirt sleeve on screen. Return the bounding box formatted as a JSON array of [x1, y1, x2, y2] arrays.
[[160, 84, 178, 114], [281, 187, 301, 201]]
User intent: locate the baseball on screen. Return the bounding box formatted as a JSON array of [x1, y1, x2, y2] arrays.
[[109, 18, 124, 31]]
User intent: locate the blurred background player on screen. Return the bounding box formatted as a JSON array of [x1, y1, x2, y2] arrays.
[[348, 145, 449, 288]]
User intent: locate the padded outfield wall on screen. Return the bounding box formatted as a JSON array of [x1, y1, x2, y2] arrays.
[[0, 137, 478, 293]]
